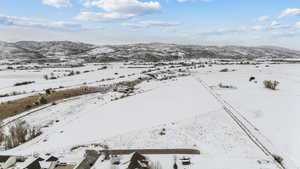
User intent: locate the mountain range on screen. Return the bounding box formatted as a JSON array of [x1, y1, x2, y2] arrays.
[[1, 41, 300, 62]]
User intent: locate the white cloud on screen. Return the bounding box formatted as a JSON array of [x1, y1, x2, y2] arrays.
[[199, 27, 248, 36], [177, 0, 211, 2], [251, 23, 291, 31], [76, 12, 135, 21], [0, 14, 93, 31], [271, 21, 279, 26], [78, 0, 161, 21], [272, 31, 300, 38], [257, 15, 270, 21], [279, 8, 300, 18], [122, 20, 181, 28], [252, 25, 267, 31], [296, 22, 300, 29], [42, 0, 72, 8]]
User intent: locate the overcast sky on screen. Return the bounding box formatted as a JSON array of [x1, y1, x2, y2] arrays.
[[1, 0, 300, 49]]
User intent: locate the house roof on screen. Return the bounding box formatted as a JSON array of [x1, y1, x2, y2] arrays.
[[45, 156, 58, 162], [26, 160, 42, 169], [128, 152, 147, 169], [18, 158, 41, 169], [74, 150, 100, 169], [0, 156, 10, 163], [39, 161, 52, 169]]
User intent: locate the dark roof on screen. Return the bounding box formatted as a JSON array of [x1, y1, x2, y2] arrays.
[[0, 156, 10, 163], [130, 152, 146, 162], [36, 157, 45, 161], [46, 156, 58, 162], [74, 150, 100, 169], [128, 152, 147, 169], [25, 160, 41, 169]]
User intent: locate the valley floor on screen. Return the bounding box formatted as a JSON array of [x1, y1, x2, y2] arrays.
[[0, 62, 299, 169]]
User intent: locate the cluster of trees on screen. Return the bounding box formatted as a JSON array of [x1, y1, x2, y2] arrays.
[[263, 80, 280, 90], [0, 120, 41, 150], [44, 71, 81, 80]]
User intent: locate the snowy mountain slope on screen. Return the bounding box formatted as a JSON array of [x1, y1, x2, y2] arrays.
[[15, 41, 95, 58], [0, 41, 41, 59], [1, 41, 300, 61]]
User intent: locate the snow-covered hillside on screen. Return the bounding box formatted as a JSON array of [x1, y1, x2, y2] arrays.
[[1, 41, 300, 61]]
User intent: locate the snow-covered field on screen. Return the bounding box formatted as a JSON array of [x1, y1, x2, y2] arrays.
[[195, 64, 300, 167], [0, 62, 299, 169], [0, 63, 148, 103]]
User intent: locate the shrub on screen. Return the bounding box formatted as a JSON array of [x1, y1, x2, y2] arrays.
[[0, 126, 4, 143], [220, 68, 229, 72], [9, 121, 28, 144], [68, 71, 75, 76], [218, 83, 236, 89], [45, 88, 54, 95], [3, 120, 41, 150], [39, 97, 48, 104], [263, 80, 279, 90], [25, 104, 32, 110], [49, 76, 57, 80], [14, 81, 35, 86]]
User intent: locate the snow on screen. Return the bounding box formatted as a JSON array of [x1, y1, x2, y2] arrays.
[[0, 63, 148, 103], [194, 64, 300, 167], [5, 77, 219, 152], [87, 47, 114, 55], [93, 154, 275, 169], [1, 62, 299, 169]]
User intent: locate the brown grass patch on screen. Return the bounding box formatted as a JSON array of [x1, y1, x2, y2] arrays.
[[54, 165, 75, 169], [0, 87, 109, 120], [0, 77, 149, 121]]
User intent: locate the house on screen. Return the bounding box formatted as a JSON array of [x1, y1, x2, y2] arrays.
[[110, 156, 120, 165], [180, 157, 191, 166], [74, 150, 100, 169], [0, 156, 17, 169], [19, 158, 42, 169], [18, 154, 59, 169], [36, 158, 45, 162], [34, 155, 59, 169], [0, 156, 11, 164], [45, 156, 58, 162], [127, 152, 149, 169], [39, 161, 58, 169]]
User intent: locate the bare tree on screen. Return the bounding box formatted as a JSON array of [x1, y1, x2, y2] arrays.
[[2, 120, 41, 150]]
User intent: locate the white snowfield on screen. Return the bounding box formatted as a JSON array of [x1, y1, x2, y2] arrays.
[[0, 63, 147, 103], [196, 64, 300, 167], [0, 63, 299, 169]]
